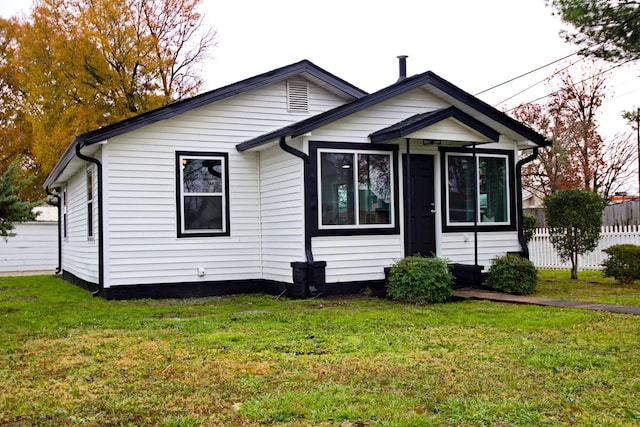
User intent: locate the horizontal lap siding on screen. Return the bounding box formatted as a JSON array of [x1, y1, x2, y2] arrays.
[[307, 90, 441, 283], [259, 144, 305, 283], [103, 81, 344, 287], [311, 89, 449, 142], [440, 231, 521, 270], [312, 236, 402, 282], [0, 222, 58, 274], [105, 133, 260, 286], [62, 165, 99, 283]]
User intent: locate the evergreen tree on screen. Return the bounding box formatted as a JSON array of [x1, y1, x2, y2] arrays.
[[0, 159, 40, 239]]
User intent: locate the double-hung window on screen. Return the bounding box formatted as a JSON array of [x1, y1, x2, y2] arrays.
[[318, 149, 394, 229], [176, 152, 229, 237], [445, 152, 510, 227]]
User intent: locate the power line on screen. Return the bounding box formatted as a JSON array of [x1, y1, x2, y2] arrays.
[[504, 59, 635, 112], [474, 51, 579, 96], [496, 56, 587, 105]]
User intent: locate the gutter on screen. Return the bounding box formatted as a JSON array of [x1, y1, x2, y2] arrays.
[[278, 136, 318, 293], [515, 147, 539, 258], [75, 139, 104, 296], [45, 188, 62, 274]]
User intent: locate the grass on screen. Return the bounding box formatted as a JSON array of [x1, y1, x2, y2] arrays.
[[1, 274, 639, 426], [535, 269, 640, 306]]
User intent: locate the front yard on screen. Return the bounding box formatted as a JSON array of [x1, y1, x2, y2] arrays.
[[1, 272, 639, 426]]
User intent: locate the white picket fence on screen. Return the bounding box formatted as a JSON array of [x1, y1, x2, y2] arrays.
[[529, 225, 640, 270]]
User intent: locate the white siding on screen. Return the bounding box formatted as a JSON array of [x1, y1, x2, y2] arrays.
[[312, 236, 402, 282], [259, 143, 305, 282], [62, 163, 99, 283], [304, 87, 524, 279], [99, 80, 345, 287], [309, 88, 449, 143], [0, 222, 58, 275], [440, 231, 522, 270]]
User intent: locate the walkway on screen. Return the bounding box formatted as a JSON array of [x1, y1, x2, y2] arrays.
[[452, 288, 640, 315]]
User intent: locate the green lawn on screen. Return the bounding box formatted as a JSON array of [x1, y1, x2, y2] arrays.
[[535, 269, 640, 306], [1, 274, 639, 426]]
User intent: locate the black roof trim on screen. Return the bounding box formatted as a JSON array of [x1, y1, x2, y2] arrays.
[[44, 60, 367, 187], [369, 106, 500, 144], [237, 70, 551, 152], [83, 59, 367, 145]]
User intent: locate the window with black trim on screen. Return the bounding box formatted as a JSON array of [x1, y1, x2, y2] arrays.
[[86, 166, 93, 239], [62, 186, 68, 240], [176, 152, 229, 237], [318, 149, 394, 229], [445, 152, 510, 227]]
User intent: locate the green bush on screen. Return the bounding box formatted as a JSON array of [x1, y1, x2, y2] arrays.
[[484, 254, 538, 295], [602, 244, 640, 285], [523, 212, 538, 243], [387, 256, 453, 304]]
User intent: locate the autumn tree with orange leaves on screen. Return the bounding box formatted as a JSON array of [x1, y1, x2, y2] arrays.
[[513, 66, 637, 201], [0, 0, 216, 199]]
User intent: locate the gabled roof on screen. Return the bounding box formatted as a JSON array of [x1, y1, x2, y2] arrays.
[[237, 70, 551, 152], [44, 60, 367, 188], [369, 106, 500, 144]]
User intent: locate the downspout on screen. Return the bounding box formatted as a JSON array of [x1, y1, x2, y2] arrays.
[[516, 147, 539, 259], [472, 143, 478, 267], [278, 137, 317, 292], [75, 139, 104, 296], [45, 188, 62, 274]]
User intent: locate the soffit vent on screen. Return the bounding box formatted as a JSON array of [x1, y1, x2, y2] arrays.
[[287, 80, 309, 113]]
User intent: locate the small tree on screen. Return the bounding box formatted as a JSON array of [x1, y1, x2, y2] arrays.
[[523, 212, 538, 243], [544, 189, 605, 279], [0, 159, 40, 239]]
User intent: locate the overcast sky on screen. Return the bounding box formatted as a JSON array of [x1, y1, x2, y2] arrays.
[[2, 0, 639, 191]]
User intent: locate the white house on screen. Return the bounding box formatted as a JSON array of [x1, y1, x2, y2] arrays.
[[43, 58, 550, 299]]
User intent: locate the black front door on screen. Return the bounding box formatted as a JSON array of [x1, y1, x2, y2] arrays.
[[403, 154, 436, 256]]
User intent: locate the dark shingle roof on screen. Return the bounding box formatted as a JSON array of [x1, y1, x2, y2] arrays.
[[237, 71, 551, 151]]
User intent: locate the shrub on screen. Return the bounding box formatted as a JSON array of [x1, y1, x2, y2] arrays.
[[387, 256, 453, 304], [484, 254, 538, 295], [523, 212, 538, 243], [602, 244, 640, 285]]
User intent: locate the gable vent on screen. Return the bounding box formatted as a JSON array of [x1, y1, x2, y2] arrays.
[[287, 80, 309, 113]]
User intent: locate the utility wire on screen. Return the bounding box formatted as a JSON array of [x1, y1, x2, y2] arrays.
[[474, 51, 579, 96], [504, 58, 635, 112], [496, 56, 587, 105]]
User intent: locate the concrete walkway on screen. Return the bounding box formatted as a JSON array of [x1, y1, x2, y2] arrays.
[[452, 288, 640, 315]]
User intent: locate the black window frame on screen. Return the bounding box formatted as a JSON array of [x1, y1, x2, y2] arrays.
[[439, 147, 516, 233], [175, 151, 230, 238], [62, 186, 68, 240], [309, 141, 400, 237], [86, 166, 94, 240]]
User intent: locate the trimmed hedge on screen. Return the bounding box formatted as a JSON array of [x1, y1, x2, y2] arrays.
[[484, 254, 538, 295], [387, 256, 453, 304]]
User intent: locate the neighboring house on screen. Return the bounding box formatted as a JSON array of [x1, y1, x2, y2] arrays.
[[43, 57, 550, 299]]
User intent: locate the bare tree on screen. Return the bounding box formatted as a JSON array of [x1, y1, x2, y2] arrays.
[[514, 64, 637, 200]]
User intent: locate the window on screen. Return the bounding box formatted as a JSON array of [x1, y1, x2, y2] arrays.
[[446, 153, 510, 226], [176, 152, 229, 237], [319, 150, 393, 228], [86, 166, 93, 239], [62, 187, 68, 240]]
